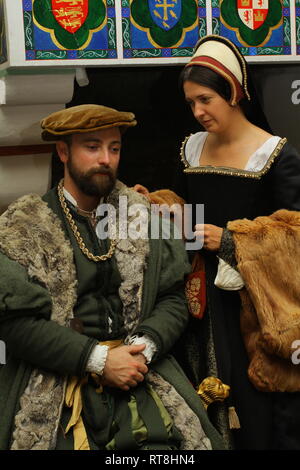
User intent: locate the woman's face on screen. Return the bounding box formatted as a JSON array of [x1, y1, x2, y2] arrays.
[[183, 80, 234, 134]]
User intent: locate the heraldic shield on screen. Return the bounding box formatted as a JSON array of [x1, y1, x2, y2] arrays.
[[221, 0, 282, 47], [237, 0, 269, 31], [51, 0, 89, 34], [148, 0, 182, 31]]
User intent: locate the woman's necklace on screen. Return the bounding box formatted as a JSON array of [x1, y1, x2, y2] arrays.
[[57, 179, 117, 262]]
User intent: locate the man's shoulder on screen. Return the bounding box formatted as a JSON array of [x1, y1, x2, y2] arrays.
[[2, 193, 45, 218], [0, 186, 58, 220], [0, 188, 61, 234], [0, 187, 72, 266], [41, 186, 58, 205]]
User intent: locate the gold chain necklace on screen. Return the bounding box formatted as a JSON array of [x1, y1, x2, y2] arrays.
[[57, 179, 117, 262]]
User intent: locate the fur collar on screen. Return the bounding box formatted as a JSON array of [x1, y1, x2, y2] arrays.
[[107, 181, 150, 334]]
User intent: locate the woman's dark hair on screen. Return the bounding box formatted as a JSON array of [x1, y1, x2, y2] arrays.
[[179, 64, 272, 132], [179, 65, 231, 102]]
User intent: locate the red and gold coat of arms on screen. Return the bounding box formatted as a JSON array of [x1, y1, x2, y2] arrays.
[[51, 0, 89, 34], [237, 0, 269, 31]]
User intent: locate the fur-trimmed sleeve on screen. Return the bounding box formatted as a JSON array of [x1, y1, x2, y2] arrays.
[[0, 250, 97, 377]]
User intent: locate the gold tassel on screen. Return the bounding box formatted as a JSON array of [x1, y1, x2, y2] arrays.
[[228, 406, 241, 429]]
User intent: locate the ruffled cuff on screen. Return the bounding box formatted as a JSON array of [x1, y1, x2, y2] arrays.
[[127, 334, 157, 364], [86, 344, 109, 375]]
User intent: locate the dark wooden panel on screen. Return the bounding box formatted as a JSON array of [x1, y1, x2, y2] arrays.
[[0, 144, 54, 157]]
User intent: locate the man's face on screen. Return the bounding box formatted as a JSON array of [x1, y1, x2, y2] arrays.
[[64, 127, 121, 198]]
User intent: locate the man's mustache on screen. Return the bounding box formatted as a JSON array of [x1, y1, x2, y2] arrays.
[[86, 167, 114, 178]]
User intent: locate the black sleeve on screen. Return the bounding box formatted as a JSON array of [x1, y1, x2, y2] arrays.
[[270, 142, 300, 211], [172, 156, 189, 201], [168, 133, 189, 199], [218, 229, 237, 268]]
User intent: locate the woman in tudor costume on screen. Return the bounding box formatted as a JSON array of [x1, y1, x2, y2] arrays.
[[174, 34, 300, 450]]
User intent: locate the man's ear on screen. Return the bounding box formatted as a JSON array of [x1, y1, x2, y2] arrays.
[[56, 141, 69, 163]]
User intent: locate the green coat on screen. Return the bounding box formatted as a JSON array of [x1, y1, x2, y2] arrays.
[[0, 185, 224, 450]]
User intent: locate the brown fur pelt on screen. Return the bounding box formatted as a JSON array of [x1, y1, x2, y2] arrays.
[[228, 209, 300, 392], [148, 189, 185, 211]]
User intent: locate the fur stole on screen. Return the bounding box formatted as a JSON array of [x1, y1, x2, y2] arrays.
[[228, 209, 300, 392]]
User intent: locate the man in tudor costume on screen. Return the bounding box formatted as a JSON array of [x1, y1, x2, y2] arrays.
[[0, 104, 223, 451]]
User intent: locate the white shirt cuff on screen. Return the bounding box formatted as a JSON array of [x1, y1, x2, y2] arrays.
[[127, 334, 157, 363], [214, 257, 244, 291], [86, 344, 109, 375]]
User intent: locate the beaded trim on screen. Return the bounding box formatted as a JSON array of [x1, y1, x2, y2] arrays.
[[180, 135, 287, 180]]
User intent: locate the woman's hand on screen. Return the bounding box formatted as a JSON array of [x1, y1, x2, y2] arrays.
[[131, 184, 151, 201], [194, 224, 223, 251]]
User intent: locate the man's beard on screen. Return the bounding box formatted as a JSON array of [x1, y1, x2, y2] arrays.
[[67, 157, 117, 198]]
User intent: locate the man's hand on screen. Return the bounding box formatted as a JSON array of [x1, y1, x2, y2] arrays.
[[194, 224, 223, 251], [133, 352, 148, 366], [102, 344, 148, 391]]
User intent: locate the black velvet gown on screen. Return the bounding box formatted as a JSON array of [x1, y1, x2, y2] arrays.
[[174, 135, 300, 450]]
